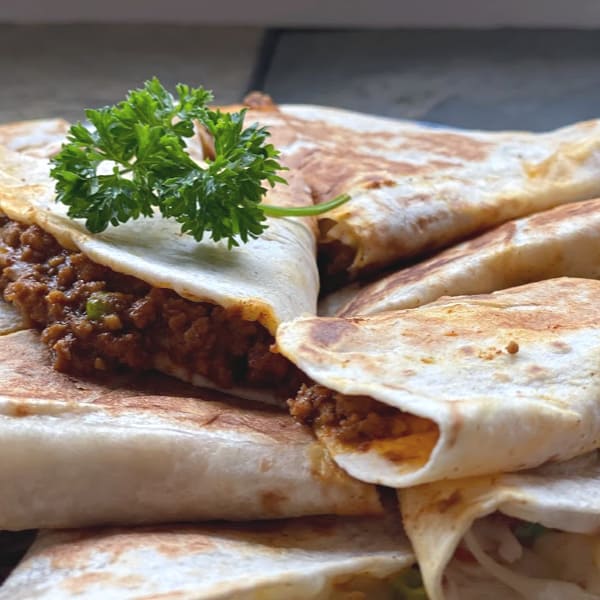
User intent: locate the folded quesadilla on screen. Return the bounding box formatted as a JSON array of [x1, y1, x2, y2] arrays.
[[0, 135, 317, 402], [278, 277, 600, 487], [401, 452, 600, 600], [273, 103, 600, 284], [0, 515, 415, 600], [324, 197, 600, 317], [0, 328, 382, 530], [0, 118, 69, 158]]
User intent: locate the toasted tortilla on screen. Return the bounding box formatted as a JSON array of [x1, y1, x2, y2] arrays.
[[0, 329, 382, 530], [276, 104, 600, 281], [401, 452, 600, 600], [0, 118, 69, 158], [277, 277, 600, 487], [0, 125, 317, 401], [0, 515, 414, 600], [326, 197, 600, 317], [0, 144, 316, 335], [0, 300, 24, 335]]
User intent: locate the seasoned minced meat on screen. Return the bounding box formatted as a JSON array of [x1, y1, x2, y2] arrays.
[[289, 383, 436, 445], [0, 214, 301, 395]]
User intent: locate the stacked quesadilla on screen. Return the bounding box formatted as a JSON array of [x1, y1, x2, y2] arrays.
[[276, 103, 600, 285], [4, 95, 600, 599]]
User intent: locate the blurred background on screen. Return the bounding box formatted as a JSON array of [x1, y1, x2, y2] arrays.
[[2, 0, 600, 130]]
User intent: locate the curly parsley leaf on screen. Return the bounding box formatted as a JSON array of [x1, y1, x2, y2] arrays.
[[50, 78, 350, 248]]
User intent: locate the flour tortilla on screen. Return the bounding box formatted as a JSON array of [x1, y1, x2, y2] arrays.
[[0, 515, 414, 600], [0, 131, 317, 401], [0, 118, 69, 158], [0, 300, 24, 335], [401, 452, 600, 600], [277, 104, 600, 280], [277, 277, 600, 487], [0, 329, 382, 530], [328, 197, 600, 317]]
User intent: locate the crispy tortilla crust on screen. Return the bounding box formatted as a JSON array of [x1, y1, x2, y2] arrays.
[[289, 384, 439, 459], [0, 214, 302, 395]]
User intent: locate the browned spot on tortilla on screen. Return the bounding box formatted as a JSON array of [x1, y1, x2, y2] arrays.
[[463, 220, 518, 252], [551, 340, 572, 353], [297, 149, 424, 204], [260, 458, 273, 473], [505, 340, 519, 354], [65, 572, 144, 594], [435, 490, 463, 513], [527, 197, 600, 226], [260, 490, 288, 515], [478, 348, 500, 360], [446, 402, 464, 449], [527, 364, 547, 377], [154, 534, 216, 558], [420, 357, 434, 364], [11, 403, 33, 417], [310, 319, 357, 347], [401, 131, 491, 162], [362, 177, 396, 190], [50, 527, 217, 571]]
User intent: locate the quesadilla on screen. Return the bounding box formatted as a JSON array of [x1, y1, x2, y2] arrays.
[[0, 328, 382, 530], [0, 134, 317, 403], [0, 118, 69, 158], [273, 103, 600, 284], [401, 452, 600, 600], [277, 277, 600, 487], [325, 197, 600, 317], [0, 515, 415, 600]]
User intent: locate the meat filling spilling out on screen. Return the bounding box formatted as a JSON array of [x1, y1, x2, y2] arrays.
[[0, 214, 302, 395], [289, 384, 439, 457]]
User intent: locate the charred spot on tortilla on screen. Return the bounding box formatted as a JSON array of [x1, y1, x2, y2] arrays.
[[505, 340, 519, 354], [0, 215, 302, 396], [288, 384, 439, 464], [309, 318, 361, 347]]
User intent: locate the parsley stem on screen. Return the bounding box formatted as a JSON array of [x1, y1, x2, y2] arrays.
[[261, 193, 351, 217]]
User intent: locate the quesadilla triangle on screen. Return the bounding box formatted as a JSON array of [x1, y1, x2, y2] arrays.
[[0, 329, 382, 530], [274, 103, 600, 285], [327, 197, 600, 318], [0, 143, 318, 404], [401, 452, 600, 600], [278, 277, 600, 487], [0, 516, 415, 600], [0, 118, 70, 158]]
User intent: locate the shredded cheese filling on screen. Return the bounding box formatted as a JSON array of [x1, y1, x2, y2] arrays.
[[445, 517, 600, 599]]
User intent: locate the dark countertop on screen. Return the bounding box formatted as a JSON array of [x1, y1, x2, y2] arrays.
[[3, 25, 600, 131]]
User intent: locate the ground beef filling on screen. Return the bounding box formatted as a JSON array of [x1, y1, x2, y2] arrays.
[[0, 215, 301, 394], [289, 383, 437, 447]]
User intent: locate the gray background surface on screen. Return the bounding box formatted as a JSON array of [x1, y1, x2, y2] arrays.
[[2, 26, 600, 132]]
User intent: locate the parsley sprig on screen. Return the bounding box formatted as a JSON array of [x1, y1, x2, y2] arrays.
[[50, 78, 350, 248]]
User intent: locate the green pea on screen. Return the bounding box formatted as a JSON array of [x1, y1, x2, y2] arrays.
[[86, 291, 114, 320], [514, 521, 547, 545]]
